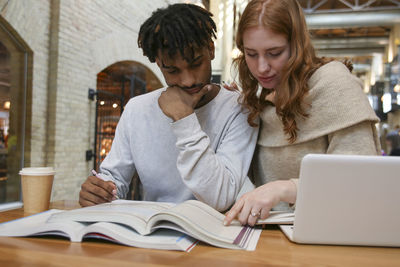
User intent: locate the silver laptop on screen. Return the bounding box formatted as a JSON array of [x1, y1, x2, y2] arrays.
[[280, 154, 400, 247]]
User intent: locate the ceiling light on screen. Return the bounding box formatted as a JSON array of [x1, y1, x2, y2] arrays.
[[394, 84, 400, 93], [3, 101, 10, 110]]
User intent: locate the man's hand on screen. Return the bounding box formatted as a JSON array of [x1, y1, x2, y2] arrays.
[[79, 176, 117, 207], [158, 85, 211, 121]]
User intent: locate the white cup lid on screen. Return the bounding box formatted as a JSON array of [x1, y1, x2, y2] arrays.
[[19, 167, 56, 176]]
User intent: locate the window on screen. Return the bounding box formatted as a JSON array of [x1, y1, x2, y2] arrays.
[[0, 18, 31, 210]]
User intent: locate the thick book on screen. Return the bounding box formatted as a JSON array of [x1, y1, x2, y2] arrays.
[[0, 199, 291, 251], [0, 209, 197, 252], [257, 210, 294, 225]]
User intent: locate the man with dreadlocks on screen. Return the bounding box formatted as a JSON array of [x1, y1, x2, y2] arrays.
[[79, 3, 258, 211]]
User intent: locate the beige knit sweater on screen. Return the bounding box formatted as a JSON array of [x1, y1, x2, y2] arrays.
[[253, 61, 381, 210]]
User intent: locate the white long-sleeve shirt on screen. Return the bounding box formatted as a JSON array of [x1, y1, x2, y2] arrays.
[[99, 87, 259, 211]]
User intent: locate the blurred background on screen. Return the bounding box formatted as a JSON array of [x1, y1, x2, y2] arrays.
[[0, 0, 399, 208]]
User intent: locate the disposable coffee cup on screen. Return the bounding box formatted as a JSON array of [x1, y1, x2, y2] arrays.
[[19, 167, 56, 214]]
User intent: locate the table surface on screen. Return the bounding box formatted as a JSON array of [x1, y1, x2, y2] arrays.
[[0, 201, 399, 267]]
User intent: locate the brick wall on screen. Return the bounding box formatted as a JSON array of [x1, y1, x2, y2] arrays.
[[1, 0, 51, 171]]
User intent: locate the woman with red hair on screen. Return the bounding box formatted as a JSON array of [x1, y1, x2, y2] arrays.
[[224, 0, 380, 226]]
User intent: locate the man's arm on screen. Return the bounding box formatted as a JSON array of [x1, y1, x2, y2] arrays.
[[172, 102, 258, 211], [79, 106, 135, 206], [96, 105, 137, 199], [158, 85, 258, 211]]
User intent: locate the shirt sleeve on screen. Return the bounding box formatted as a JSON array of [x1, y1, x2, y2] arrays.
[[98, 108, 136, 198], [171, 112, 259, 211]]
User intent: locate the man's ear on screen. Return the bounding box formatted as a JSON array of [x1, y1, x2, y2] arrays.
[[208, 42, 215, 60]]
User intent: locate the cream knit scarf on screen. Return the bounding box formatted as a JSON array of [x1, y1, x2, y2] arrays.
[[258, 61, 380, 148]]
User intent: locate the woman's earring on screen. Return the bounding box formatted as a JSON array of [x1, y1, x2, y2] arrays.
[[256, 83, 262, 98]]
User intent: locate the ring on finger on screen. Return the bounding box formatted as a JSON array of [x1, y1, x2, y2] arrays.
[[251, 211, 261, 217]]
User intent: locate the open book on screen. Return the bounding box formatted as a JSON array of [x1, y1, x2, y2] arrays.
[[257, 210, 294, 224], [0, 209, 198, 251], [0, 199, 293, 251]]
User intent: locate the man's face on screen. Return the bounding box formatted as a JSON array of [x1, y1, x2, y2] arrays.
[[155, 45, 214, 94]]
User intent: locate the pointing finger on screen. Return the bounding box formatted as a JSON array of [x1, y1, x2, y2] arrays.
[[224, 198, 244, 226]]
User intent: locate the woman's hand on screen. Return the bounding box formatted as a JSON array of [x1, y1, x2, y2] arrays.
[[222, 81, 239, 92], [224, 180, 297, 226]]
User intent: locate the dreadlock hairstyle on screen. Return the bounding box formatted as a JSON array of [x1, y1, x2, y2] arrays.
[[234, 0, 352, 143], [138, 3, 217, 63]]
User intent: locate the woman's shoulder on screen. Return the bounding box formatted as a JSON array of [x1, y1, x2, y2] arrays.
[[314, 60, 351, 75], [307, 61, 363, 100], [258, 61, 379, 147], [308, 61, 357, 89]]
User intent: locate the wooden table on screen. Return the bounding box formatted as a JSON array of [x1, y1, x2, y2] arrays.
[[0, 201, 399, 267]]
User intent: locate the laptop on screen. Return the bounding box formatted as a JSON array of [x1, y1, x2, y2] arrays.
[[280, 154, 400, 247]]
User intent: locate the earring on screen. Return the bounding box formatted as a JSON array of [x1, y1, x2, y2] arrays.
[[256, 83, 262, 98]]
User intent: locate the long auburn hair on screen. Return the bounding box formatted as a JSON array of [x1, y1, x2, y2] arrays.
[[234, 0, 350, 143]]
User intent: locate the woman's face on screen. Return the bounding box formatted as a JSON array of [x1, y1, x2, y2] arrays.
[[242, 26, 290, 89]]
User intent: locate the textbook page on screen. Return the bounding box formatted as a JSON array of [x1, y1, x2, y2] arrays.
[[48, 200, 175, 235], [48, 200, 262, 250], [152, 200, 261, 250], [0, 209, 85, 241], [82, 222, 197, 251], [226, 211, 294, 226], [0, 209, 198, 252], [256, 211, 294, 225]]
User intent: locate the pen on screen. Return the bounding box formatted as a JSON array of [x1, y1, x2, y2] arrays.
[[91, 169, 119, 200]]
